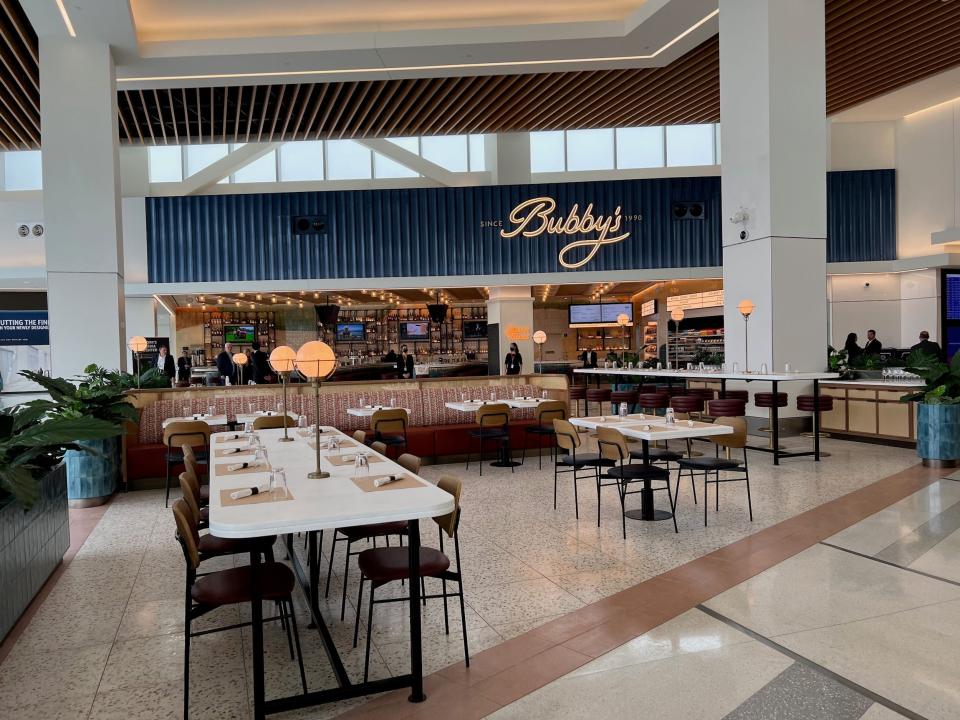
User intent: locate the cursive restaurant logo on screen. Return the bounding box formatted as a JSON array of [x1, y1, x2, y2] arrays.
[[497, 196, 635, 269]]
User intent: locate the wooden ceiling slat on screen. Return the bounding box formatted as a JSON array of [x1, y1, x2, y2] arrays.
[[315, 82, 345, 138], [371, 79, 415, 137], [267, 83, 288, 141], [301, 83, 328, 140], [256, 86, 272, 142], [245, 85, 258, 142], [167, 88, 179, 144], [124, 91, 143, 144], [326, 81, 360, 136], [233, 85, 243, 142], [447, 73, 528, 135], [381, 77, 438, 137], [463, 72, 539, 134], [288, 83, 313, 139], [336, 81, 372, 139], [152, 89, 167, 144], [137, 89, 155, 144], [348, 80, 389, 136], [181, 88, 191, 144]]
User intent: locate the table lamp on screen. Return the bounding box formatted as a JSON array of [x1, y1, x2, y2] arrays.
[[269, 345, 297, 442], [127, 336, 148, 388], [232, 351, 248, 386], [295, 341, 338, 478], [738, 300, 755, 372], [533, 330, 547, 373], [669, 309, 684, 368]]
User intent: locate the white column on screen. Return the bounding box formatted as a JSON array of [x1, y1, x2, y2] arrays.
[[124, 297, 156, 340], [41, 39, 125, 376], [487, 286, 534, 375], [720, 0, 827, 416], [489, 133, 531, 186]]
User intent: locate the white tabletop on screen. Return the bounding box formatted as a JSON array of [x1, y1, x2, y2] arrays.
[[570, 415, 734, 442], [573, 368, 839, 382], [162, 411, 285, 429], [444, 398, 547, 413], [207, 426, 455, 539], [346, 406, 412, 417]]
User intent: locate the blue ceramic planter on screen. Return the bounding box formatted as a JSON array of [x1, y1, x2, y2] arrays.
[[916, 404, 960, 463], [65, 437, 119, 507]]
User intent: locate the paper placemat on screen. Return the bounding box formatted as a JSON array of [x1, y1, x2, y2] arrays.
[[219, 487, 294, 506], [217, 434, 246, 443], [215, 462, 270, 476], [326, 453, 385, 467], [216, 448, 254, 458], [297, 429, 339, 438], [351, 474, 424, 492], [308, 438, 358, 450]]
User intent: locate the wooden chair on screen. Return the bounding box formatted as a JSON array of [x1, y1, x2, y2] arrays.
[[352, 430, 368, 444], [466, 403, 511, 476], [521, 400, 567, 469], [252, 414, 296, 431], [397, 453, 422, 474], [552, 418, 613, 521], [370, 440, 387, 455], [371, 408, 408, 456], [164, 421, 210, 508], [676, 417, 753, 527], [353, 476, 468, 682], [596, 426, 676, 537]]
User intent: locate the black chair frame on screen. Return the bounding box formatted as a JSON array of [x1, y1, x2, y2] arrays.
[[597, 434, 677, 537], [466, 409, 512, 476], [676, 446, 753, 527], [165, 431, 209, 508]]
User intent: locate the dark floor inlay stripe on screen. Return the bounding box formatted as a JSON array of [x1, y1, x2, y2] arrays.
[[817, 542, 960, 589], [874, 500, 960, 567], [696, 606, 930, 720], [722, 662, 873, 720]]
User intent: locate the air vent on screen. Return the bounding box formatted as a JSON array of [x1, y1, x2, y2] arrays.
[[292, 215, 327, 235], [671, 202, 705, 221]]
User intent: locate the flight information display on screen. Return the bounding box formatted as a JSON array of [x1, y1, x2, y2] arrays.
[[946, 273, 960, 320]]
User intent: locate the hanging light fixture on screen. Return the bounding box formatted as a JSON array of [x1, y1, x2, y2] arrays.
[[427, 289, 448, 325]]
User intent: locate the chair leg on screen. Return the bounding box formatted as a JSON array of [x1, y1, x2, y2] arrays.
[[745, 468, 754, 521], [553, 461, 558, 510], [340, 539, 352, 620], [538, 434, 543, 470], [183, 585, 191, 720], [573, 470, 580, 519], [618, 480, 627, 540], [667, 480, 678, 534], [421, 577, 427, 607], [458, 581, 470, 667], [690, 469, 698, 505], [165, 459, 172, 508], [703, 473, 709, 527], [442, 576, 450, 634], [281, 600, 295, 660], [353, 578, 364, 648], [363, 586, 375, 683], [596, 469, 602, 528], [324, 534, 337, 598], [287, 599, 308, 694], [715, 470, 720, 511]]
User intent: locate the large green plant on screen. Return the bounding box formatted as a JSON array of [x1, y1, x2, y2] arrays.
[[20, 365, 140, 425], [900, 350, 960, 405]]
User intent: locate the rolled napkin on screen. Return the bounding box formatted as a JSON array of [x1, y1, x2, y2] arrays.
[[227, 460, 264, 472], [223, 447, 245, 454], [226, 433, 241, 440], [687, 420, 695, 427], [373, 474, 399, 488], [338, 453, 357, 462], [229, 484, 269, 500]]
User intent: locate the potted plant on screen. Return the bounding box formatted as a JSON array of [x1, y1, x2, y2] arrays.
[[901, 350, 960, 467], [827, 346, 856, 379], [20, 365, 140, 506]]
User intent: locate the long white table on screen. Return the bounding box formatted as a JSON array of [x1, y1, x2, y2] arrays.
[[574, 367, 839, 465], [208, 426, 454, 717], [570, 415, 733, 521]]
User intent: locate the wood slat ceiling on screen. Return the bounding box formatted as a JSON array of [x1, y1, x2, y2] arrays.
[[4, 1, 960, 149]]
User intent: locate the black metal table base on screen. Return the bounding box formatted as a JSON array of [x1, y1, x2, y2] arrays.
[[491, 444, 520, 467], [625, 508, 673, 521]]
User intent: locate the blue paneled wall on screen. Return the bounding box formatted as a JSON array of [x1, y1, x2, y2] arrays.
[[146, 171, 895, 283]]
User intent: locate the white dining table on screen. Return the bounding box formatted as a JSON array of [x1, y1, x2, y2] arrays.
[[444, 397, 549, 413], [573, 367, 839, 464], [207, 426, 454, 718], [570, 415, 733, 521], [346, 405, 412, 418], [162, 411, 282, 429]]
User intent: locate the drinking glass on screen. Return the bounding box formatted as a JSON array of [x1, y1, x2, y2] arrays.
[[183, 404, 190, 419], [785, 363, 792, 373], [389, 397, 396, 408], [243, 421, 253, 435], [489, 390, 496, 401], [461, 392, 467, 402], [542, 390, 548, 399], [254, 446, 269, 469], [360, 395, 366, 408], [354, 453, 370, 479], [760, 362, 768, 374], [207, 405, 215, 418], [276, 402, 282, 414], [269, 467, 288, 499], [732, 362, 740, 373], [298, 414, 307, 429], [247, 402, 254, 415]]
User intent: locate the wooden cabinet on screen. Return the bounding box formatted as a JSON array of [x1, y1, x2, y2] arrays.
[[820, 383, 921, 444]]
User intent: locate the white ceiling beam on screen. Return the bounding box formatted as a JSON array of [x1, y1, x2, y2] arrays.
[[173, 142, 279, 195], [355, 138, 487, 187]]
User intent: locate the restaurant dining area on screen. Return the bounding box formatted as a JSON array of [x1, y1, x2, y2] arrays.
[[4, 1, 960, 719]]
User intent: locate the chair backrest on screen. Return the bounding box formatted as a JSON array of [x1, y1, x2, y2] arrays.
[[397, 453, 422, 474], [253, 414, 294, 430], [172, 498, 200, 570], [352, 430, 367, 443], [475, 403, 509, 428], [372, 408, 408, 435], [164, 420, 210, 449], [371, 440, 388, 455], [712, 416, 747, 449], [433, 475, 462, 538], [179, 472, 203, 520], [536, 400, 567, 426], [553, 418, 581, 452], [596, 425, 628, 463], [181, 444, 202, 480]]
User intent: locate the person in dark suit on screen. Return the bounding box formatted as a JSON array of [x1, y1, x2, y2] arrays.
[[863, 329, 882, 355], [216, 342, 234, 383], [397, 345, 415, 379], [580, 349, 598, 369], [843, 333, 861, 363], [910, 330, 943, 360], [177, 348, 192, 383], [251, 341, 271, 383], [155, 345, 175, 383]]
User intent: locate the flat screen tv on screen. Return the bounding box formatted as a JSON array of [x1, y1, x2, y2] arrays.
[[568, 303, 633, 325], [463, 320, 488, 339], [224, 324, 256, 343], [400, 321, 430, 340], [335, 322, 365, 342]]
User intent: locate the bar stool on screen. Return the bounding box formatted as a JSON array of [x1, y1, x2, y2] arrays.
[[721, 389, 750, 402], [569, 386, 587, 417], [639, 384, 658, 394], [687, 388, 716, 403], [586, 387, 612, 416], [797, 394, 833, 457], [754, 392, 788, 449], [707, 399, 746, 417], [670, 395, 706, 459], [637, 392, 670, 415], [610, 389, 639, 415]]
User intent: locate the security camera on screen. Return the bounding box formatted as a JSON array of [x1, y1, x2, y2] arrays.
[[739, 230, 749, 241], [16, 224, 28, 237]]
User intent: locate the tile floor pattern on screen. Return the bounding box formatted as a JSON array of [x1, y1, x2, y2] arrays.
[[0, 435, 923, 719], [495, 479, 960, 720]]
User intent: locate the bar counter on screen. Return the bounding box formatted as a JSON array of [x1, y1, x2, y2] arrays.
[[819, 380, 925, 444]]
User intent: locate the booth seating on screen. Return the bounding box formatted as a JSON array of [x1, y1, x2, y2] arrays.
[[126, 384, 553, 481]]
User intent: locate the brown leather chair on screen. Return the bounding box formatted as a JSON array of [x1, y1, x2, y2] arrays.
[[596, 426, 675, 536], [568, 385, 587, 417], [171, 499, 306, 720], [466, 403, 511, 476], [353, 476, 468, 682], [371, 408, 408, 456], [370, 440, 388, 455], [397, 453, 422, 474], [676, 417, 753, 526], [352, 430, 368, 444], [553, 418, 614, 521], [522, 400, 567, 468], [164, 421, 210, 508]]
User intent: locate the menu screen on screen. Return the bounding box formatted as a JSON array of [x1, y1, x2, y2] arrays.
[[568, 303, 633, 324]]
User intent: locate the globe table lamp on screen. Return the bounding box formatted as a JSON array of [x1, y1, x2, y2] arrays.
[[269, 345, 297, 442], [127, 336, 148, 388], [232, 351, 248, 387], [295, 341, 338, 478], [533, 330, 547, 373], [669, 309, 684, 369], [738, 300, 755, 372]]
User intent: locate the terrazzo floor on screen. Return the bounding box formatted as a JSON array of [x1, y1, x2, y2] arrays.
[[0, 434, 921, 719]]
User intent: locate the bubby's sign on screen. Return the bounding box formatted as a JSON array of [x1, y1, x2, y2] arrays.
[[498, 196, 638, 269]]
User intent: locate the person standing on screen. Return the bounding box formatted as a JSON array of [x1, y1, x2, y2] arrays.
[[843, 333, 861, 363], [177, 348, 192, 384], [251, 341, 271, 383], [155, 345, 175, 383], [216, 342, 234, 384], [863, 329, 882, 355], [504, 343, 523, 375], [910, 330, 943, 360], [397, 345, 415, 379]]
